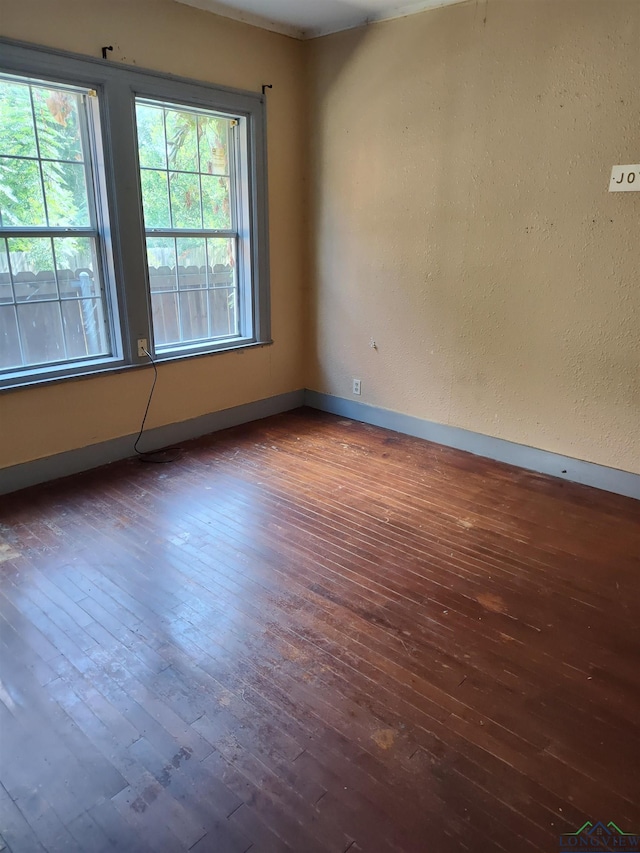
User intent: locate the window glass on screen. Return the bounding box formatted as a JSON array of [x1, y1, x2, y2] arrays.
[[0, 74, 112, 376], [136, 99, 240, 352]]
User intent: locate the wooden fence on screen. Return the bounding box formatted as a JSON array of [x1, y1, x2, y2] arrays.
[[0, 263, 236, 370]]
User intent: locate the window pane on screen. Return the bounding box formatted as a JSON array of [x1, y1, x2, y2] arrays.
[[178, 289, 208, 342], [56, 267, 86, 300], [206, 237, 235, 271], [176, 237, 206, 289], [147, 236, 176, 269], [177, 264, 205, 291], [53, 236, 97, 297], [165, 109, 198, 173], [0, 80, 38, 157], [32, 86, 83, 162], [61, 297, 109, 359], [148, 265, 178, 295], [17, 301, 65, 364], [42, 161, 90, 227], [151, 292, 178, 347], [135, 104, 167, 169], [0, 240, 12, 304], [0, 305, 21, 368], [0, 157, 46, 227], [201, 175, 231, 230], [140, 169, 171, 228], [7, 237, 57, 302], [147, 237, 177, 292], [169, 172, 201, 229], [13, 270, 58, 303], [198, 115, 229, 176], [209, 287, 236, 337], [207, 238, 237, 337]]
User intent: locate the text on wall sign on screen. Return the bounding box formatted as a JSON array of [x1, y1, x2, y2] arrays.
[[609, 165, 640, 192]]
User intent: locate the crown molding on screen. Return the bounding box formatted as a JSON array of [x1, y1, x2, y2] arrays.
[[174, 0, 305, 38], [175, 0, 469, 40], [303, 0, 469, 39]]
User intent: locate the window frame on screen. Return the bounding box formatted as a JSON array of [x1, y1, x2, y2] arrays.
[[135, 97, 245, 353], [0, 38, 271, 390], [0, 76, 122, 375]]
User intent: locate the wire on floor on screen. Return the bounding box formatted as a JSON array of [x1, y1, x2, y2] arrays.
[[134, 348, 181, 464]]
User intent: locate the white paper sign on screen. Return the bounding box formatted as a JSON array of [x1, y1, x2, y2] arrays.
[[609, 165, 640, 192]]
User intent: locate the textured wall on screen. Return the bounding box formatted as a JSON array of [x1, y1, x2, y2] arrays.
[[307, 0, 640, 475], [2, 0, 639, 478], [0, 0, 307, 468]]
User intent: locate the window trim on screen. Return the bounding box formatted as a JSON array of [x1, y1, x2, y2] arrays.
[[135, 98, 245, 351], [0, 37, 271, 390]]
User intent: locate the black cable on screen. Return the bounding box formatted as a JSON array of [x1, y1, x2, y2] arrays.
[[134, 348, 181, 463]]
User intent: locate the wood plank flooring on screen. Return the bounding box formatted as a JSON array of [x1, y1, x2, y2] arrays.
[[0, 408, 639, 853]]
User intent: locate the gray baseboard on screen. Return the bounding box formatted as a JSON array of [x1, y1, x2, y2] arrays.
[[304, 390, 640, 501], [0, 389, 305, 496], [3, 387, 638, 501]]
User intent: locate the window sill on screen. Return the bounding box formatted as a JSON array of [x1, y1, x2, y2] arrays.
[[0, 338, 273, 394]]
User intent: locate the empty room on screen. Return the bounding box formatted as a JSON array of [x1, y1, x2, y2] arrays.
[[0, 0, 639, 851]]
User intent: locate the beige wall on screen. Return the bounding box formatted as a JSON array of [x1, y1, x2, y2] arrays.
[[307, 0, 640, 475], [0, 0, 307, 468]]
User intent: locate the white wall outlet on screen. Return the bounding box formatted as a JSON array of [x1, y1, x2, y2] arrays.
[[353, 378, 361, 395], [137, 338, 148, 358]]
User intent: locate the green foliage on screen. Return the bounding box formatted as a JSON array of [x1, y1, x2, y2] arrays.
[[0, 83, 236, 279], [136, 102, 232, 233], [0, 78, 90, 270]]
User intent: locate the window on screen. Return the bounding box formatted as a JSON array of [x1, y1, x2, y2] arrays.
[[0, 39, 270, 389], [136, 100, 241, 352], [0, 75, 114, 373]]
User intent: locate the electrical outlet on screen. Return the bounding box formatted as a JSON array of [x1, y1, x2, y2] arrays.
[[353, 378, 361, 396], [137, 338, 148, 358]]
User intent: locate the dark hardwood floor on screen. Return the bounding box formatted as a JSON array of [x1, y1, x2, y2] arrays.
[[0, 408, 638, 853]]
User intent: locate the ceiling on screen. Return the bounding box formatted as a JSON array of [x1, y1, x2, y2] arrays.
[[175, 0, 467, 39]]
